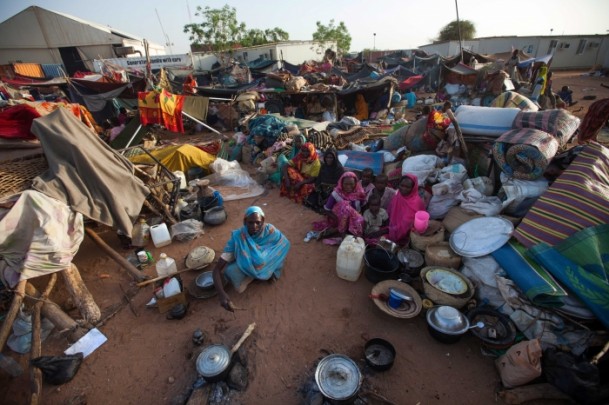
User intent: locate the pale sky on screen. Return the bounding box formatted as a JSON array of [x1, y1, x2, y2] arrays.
[[1, 0, 608, 54]]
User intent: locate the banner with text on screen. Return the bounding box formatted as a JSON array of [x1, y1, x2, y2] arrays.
[[93, 54, 191, 72]]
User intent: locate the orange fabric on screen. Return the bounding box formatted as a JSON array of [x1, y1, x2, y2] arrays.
[[160, 89, 185, 133], [138, 91, 162, 126]]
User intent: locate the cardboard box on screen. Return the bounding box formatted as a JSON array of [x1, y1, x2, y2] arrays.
[[157, 291, 188, 313]]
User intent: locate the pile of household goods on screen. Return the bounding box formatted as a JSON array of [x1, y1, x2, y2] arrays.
[[288, 99, 607, 403]]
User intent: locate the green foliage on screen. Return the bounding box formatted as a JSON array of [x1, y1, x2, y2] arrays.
[[438, 20, 476, 41], [312, 19, 351, 57], [183, 4, 289, 52]]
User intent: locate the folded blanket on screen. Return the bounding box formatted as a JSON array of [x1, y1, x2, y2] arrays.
[[491, 242, 567, 307], [493, 128, 559, 180], [512, 109, 580, 147]]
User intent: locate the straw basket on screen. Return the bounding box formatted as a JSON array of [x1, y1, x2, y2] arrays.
[[410, 220, 444, 251], [420, 266, 474, 309], [425, 242, 462, 269]]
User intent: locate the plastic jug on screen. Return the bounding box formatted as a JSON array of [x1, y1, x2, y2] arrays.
[[172, 171, 187, 190], [336, 235, 366, 281], [155, 253, 177, 278], [150, 223, 172, 248], [131, 217, 150, 247]]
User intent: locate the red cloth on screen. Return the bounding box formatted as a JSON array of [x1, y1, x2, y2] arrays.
[[387, 174, 425, 245], [399, 75, 424, 91], [138, 91, 162, 127], [0, 104, 41, 139]]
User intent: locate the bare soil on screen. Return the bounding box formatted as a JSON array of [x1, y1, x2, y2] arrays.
[[1, 71, 608, 405]]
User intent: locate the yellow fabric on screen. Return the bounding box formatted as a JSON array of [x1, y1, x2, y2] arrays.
[[354, 94, 369, 120], [289, 159, 321, 178], [129, 144, 216, 172]]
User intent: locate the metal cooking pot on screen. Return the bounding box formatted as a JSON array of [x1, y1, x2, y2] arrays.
[[196, 323, 255, 382], [315, 354, 362, 404], [363, 247, 400, 284], [203, 206, 227, 226]]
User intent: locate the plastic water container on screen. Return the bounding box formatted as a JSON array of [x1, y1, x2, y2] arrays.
[[172, 171, 187, 190], [336, 235, 366, 281], [150, 223, 172, 248], [155, 253, 177, 278], [131, 217, 150, 247]]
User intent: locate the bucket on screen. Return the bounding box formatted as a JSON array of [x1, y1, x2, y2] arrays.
[[414, 211, 430, 234], [150, 223, 172, 248], [364, 248, 400, 283], [336, 236, 365, 282], [388, 289, 407, 309]]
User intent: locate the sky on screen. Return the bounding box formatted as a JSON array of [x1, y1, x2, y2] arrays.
[[1, 0, 608, 54]]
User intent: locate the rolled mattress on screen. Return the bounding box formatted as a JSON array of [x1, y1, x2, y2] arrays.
[[454, 105, 521, 137]]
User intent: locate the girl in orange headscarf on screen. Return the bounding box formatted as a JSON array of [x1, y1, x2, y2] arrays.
[[280, 142, 321, 203], [182, 74, 198, 95]]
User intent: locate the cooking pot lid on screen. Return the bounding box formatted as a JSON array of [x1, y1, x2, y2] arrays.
[[315, 354, 362, 400], [196, 344, 231, 377]]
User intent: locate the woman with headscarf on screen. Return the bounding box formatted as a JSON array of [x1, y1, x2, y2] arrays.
[[182, 74, 198, 95], [212, 206, 291, 311], [280, 142, 320, 203], [305, 148, 344, 212], [386, 174, 425, 245], [314, 171, 367, 238]]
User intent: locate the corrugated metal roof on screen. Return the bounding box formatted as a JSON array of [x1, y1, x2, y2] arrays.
[[41, 64, 65, 78], [13, 63, 45, 78]]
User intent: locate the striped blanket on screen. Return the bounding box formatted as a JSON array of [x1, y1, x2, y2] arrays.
[[513, 142, 609, 248], [512, 109, 580, 147], [492, 128, 559, 180], [490, 91, 539, 111]]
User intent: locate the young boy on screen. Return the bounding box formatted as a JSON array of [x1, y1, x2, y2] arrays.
[[369, 173, 397, 210], [363, 194, 389, 239], [359, 167, 375, 196]]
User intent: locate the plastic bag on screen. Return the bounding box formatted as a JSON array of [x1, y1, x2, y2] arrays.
[[210, 158, 241, 175], [495, 339, 543, 388], [30, 353, 84, 385], [458, 189, 503, 216], [171, 219, 204, 241], [7, 306, 54, 354], [401, 154, 440, 185]]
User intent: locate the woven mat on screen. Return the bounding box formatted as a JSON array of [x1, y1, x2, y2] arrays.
[[0, 154, 48, 200]]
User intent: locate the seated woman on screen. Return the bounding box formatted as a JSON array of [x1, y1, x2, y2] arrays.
[[212, 206, 291, 311], [315, 171, 367, 238], [305, 148, 344, 212], [280, 142, 320, 203], [386, 174, 425, 246]]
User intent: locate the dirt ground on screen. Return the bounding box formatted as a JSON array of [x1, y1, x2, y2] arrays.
[[1, 71, 608, 405]]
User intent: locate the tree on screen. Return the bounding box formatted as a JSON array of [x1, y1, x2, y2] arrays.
[[312, 19, 351, 58], [241, 28, 289, 47], [183, 4, 289, 53], [183, 5, 245, 53], [438, 20, 476, 42]]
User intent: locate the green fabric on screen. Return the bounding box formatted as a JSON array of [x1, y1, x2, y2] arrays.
[[528, 224, 609, 328]]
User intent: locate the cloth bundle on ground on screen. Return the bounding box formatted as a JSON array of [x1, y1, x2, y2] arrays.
[[528, 224, 609, 329], [513, 142, 609, 248], [491, 242, 567, 307], [30, 108, 149, 237], [490, 91, 539, 111], [0, 190, 84, 286], [129, 144, 216, 173], [492, 128, 559, 180], [512, 109, 580, 147], [248, 115, 288, 143]]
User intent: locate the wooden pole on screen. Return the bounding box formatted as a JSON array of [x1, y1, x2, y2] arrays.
[[84, 227, 147, 281], [61, 264, 101, 324], [0, 280, 27, 353], [25, 282, 87, 343], [30, 274, 57, 405]]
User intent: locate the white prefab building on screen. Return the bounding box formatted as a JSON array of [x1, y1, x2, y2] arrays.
[[419, 35, 609, 69], [233, 41, 336, 65], [0, 6, 165, 74]]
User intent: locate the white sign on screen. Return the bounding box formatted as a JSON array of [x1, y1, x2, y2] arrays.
[[93, 54, 191, 72]]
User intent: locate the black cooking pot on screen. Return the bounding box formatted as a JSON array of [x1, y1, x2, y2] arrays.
[[364, 338, 396, 371], [364, 248, 400, 283]]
